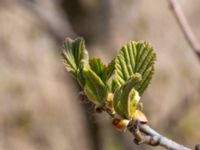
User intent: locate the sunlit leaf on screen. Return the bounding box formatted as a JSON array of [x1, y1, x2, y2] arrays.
[[106, 58, 115, 80], [89, 57, 107, 82], [61, 38, 157, 117], [115, 41, 156, 95], [61, 37, 88, 87], [113, 73, 142, 119], [82, 63, 107, 106]]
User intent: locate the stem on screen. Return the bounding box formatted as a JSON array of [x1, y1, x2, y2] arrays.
[[168, 0, 200, 59], [139, 124, 191, 150], [79, 92, 194, 150]]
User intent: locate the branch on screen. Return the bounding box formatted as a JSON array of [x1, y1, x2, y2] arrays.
[[138, 124, 191, 150], [79, 92, 194, 150], [168, 0, 200, 59], [18, 0, 76, 42]]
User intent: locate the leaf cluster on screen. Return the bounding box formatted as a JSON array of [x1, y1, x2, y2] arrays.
[[61, 37, 156, 120]]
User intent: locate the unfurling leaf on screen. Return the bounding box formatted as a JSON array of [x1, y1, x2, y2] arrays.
[[113, 73, 142, 119], [114, 41, 156, 95], [113, 41, 156, 120], [89, 58, 107, 82], [61, 37, 107, 106], [106, 59, 117, 93], [82, 65, 107, 106], [61, 37, 88, 88], [106, 58, 115, 80], [61, 37, 156, 121]]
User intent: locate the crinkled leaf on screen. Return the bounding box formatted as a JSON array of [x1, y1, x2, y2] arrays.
[[115, 41, 156, 95], [107, 80, 118, 93], [82, 66, 107, 106], [113, 73, 141, 119], [106, 58, 115, 80], [61, 37, 88, 87], [89, 58, 107, 82]]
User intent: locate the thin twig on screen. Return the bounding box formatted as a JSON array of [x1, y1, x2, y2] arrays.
[[126, 120, 191, 150], [79, 92, 193, 150], [18, 0, 76, 42], [168, 0, 200, 59], [139, 124, 191, 150]]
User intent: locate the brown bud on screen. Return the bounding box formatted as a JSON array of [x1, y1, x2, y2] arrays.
[[133, 110, 148, 124], [95, 107, 104, 113], [112, 118, 129, 132]]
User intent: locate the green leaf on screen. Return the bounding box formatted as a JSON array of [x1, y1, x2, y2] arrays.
[[89, 58, 107, 82], [82, 66, 107, 106], [61, 37, 107, 106], [103, 58, 116, 93], [107, 80, 118, 93], [106, 58, 115, 80], [113, 73, 142, 119], [114, 41, 156, 95], [61, 37, 88, 87]]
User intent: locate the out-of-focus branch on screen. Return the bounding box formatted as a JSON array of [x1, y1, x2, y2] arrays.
[[18, 0, 76, 43], [168, 0, 200, 59]]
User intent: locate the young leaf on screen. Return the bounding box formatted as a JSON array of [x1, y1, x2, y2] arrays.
[[61, 37, 107, 106], [114, 41, 156, 95], [89, 58, 107, 82], [113, 73, 142, 119], [82, 60, 107, 106], [61, 37, 88, 88], [106, 58, 115, 80], [107, 80, 118, 93]]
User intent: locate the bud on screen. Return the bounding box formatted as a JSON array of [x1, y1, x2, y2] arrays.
[[95, 107, 104, 113], [112, 118, 130, 132], [106, 93, 115, 114], [133, 110, 148, 124]]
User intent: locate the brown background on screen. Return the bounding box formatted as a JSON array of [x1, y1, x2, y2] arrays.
[[0, 0, 200, 150]]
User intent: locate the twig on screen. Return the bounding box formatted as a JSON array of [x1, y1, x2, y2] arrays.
[[18, 0, 76, 42], [168, 0, 200, 59], [126, 120, 191, 150], [139, 124, 191, 150], [79, 92, 193, 150]]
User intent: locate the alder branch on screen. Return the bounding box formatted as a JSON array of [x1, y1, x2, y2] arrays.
[[168, 0, 200, 59], [79, 92, 194, 150], [107, 107, 192, 150], [138, 124, 191, 150]]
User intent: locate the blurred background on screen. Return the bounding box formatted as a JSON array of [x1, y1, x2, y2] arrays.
[[0, 0, 200, 150]]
